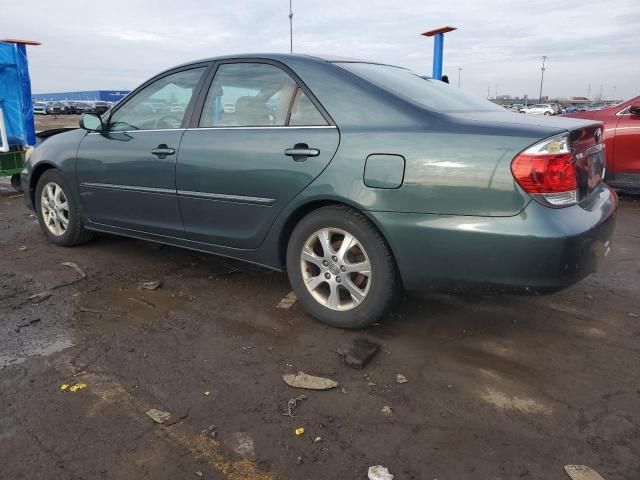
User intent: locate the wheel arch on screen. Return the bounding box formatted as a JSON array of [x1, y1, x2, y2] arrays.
[[277, 198, 402, 285], [29, 162, 58, 208]]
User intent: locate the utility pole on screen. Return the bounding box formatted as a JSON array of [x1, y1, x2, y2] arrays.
[[487, 85, 490, 99], [289, 0, 293, 53], [599, 84, 603, 100], [587, 83, 591, 99], [495, 83, 499, 99], [538, 55, 547, 102], [457, 67, 462, 88], [612, 85, 616, 100]]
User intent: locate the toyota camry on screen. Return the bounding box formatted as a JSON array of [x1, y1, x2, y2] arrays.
[[21, 54, 617, 328]]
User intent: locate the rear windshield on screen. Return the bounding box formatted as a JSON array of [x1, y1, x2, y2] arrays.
[[337, 62, 504, 113]]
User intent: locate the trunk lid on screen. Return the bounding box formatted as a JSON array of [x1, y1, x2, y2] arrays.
[[570, 124, 605, 203]]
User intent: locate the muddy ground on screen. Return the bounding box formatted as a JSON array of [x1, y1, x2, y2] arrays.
[[1, 130, 639, 478]]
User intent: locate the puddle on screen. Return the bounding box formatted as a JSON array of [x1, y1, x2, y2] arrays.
[[0, 335, 74, 368]]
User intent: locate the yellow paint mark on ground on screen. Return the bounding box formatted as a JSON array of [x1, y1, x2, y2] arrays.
[[481, 387, 552, 415]]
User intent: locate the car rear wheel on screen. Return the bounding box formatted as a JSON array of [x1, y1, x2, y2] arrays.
[[286, 206, 397, 328], [35, 169, 95, 247], [544, 111, 551, 115]]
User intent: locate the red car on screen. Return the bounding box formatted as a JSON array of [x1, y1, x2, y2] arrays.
[[563, 96, 640, 192]]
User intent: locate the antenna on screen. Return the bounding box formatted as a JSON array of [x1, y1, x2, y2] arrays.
[[289, 0, 293, 53]]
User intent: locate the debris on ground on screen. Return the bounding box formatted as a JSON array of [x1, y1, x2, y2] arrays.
[[627, 312, 639, 318], [368, 465, 394, 480], [145, 408, 172, 424], [60, 384, 69, 391], [138, 280, 161, 290], [396, 374, 408, 384], [296, 455, 303, 465], [14, 318, 41, 333], [340, 387, 348, 394], [276, 291, 297, 309], [201, 424, 217, 439], [230, 431, 255, 459], [195, 471, 203, 477], [282, 394, 307, 418], [337, 337, 380, 369], [381, 406, 393, 416], [204, 391, 210, 396], [564, 465, 606, 480], [60, 261, 86, 279], [295, 427, 305, 436], [28, 292, 51, 303], [283, 371, 338, 390], [18, 245, 27, 251], [314, 436, 322, 443]]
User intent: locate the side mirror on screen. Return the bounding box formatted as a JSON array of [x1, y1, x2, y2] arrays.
[[80, 113, 103, 132], [629, 105, 640, 115]]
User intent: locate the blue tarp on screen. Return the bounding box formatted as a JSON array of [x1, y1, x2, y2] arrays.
[[0, 41, 35, 147]]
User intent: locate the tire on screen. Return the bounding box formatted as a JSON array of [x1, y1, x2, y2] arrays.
[[544, 111, 551, 116], [286, 205, 397, 328], [10, 174, 22, 192], [35, 169, 95, 247]]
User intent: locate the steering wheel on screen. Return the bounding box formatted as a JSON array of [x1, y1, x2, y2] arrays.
[[153, 114, 183, 129]]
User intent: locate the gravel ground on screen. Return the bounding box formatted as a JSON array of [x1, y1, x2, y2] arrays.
[[1, 164, 639, 479]]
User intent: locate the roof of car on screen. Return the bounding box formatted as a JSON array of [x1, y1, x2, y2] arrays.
[[173, 53, 399, 69]]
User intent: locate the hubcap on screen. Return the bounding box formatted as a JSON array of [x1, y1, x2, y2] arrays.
[[300, 227, 371, 311], [40, 182, 69, 236]]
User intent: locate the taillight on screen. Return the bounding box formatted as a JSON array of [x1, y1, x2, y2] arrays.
[[511, 133, 577, 207]]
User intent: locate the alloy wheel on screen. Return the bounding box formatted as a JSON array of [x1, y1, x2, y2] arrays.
[[300, 227, 371, 311], [40, 181, 70, 236]]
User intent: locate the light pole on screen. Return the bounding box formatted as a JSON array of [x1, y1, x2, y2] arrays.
[[457, 67, 462, 88], [289, 0, 293, 53], [612, 85, 616, 100], [538, 55, 547, 102]]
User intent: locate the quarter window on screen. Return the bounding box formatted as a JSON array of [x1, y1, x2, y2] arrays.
[[199, 63, 299, 127], [289, 89, 328, 126], [108, 67, 206, 131]]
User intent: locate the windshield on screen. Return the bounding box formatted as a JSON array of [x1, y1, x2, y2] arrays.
[[337, 62, 504, 113]]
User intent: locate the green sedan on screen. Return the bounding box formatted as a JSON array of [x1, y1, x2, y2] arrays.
[[21, 54, 617, 328]]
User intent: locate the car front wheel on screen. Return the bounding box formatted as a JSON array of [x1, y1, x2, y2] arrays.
[[35, 169, 95, 247], [286, 206, 397, 328]]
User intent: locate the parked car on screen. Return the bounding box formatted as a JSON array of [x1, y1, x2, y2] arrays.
[[74, 102, 94, 114], [92, 101, 110, 114], [46, 102, 65, 115], [520, 104, 555, 115], [33, 102, 47, 115], [563, 96, 640, 192], [21, 54, 617, 328]]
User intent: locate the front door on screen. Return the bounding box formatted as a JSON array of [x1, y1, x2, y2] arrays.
[[77, 66, 207, 237], [613, 106, 640, 176], [176, 62, 340, 249]]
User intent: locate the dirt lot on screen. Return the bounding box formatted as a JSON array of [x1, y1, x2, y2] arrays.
[[1, 128, 639, 478]]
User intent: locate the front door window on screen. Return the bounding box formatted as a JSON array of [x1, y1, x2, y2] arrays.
[[109, 67, 206, 131]]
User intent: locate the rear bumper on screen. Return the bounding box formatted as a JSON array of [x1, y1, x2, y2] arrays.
[[369, 186, 618, 292]]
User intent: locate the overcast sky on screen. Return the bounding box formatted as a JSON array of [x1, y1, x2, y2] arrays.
[[3, 0, 639, 100]]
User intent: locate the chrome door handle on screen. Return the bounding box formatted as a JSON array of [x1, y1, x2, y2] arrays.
[[151, 144, 175, 158], [284, 143, 320, 162]]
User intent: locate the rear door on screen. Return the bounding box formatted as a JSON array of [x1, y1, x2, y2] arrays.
[[176, 61, 340, 249]]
